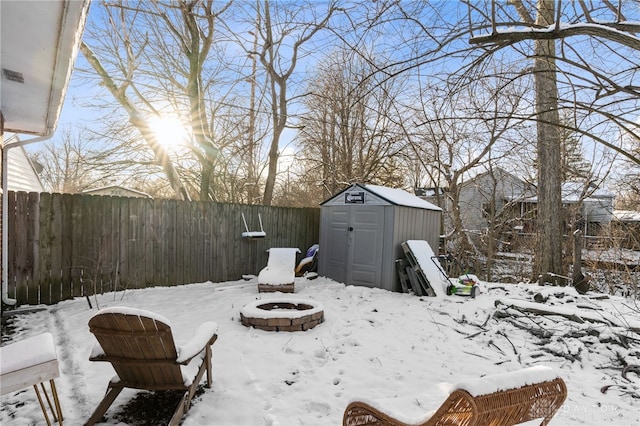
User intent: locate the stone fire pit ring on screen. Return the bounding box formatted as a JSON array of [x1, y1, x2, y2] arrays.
[[240, 298, 324, 332]]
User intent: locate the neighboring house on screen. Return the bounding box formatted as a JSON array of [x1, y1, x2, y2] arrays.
[[612, 210, 640, 249], [514, 181, 615, 237], [418, 167, 615, 239], [4, 143, 44, 193], [82, 186, 152, 198], [457, 168, 537, 232], [559, 181, 615, 228]]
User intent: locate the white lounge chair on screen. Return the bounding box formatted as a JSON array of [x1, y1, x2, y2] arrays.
[[258, 247, 300, 293]]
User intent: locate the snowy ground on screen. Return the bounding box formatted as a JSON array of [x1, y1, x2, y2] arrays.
[[1, 276, 639, 425]]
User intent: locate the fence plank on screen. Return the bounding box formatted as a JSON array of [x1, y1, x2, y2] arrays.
[[204, 201, 216, 281], [132, 197, 146, 289], [14, 193, 27, 301], [152, 199, 164, 286], [7, 192, 22, 303], [59, 194, 74, 302], [192, 202, 202, 283], [101, 195, 117, 295], [175, 199, 186, 285], [26, 193, 40, 304], [49, 192, 63, 303], [37, 193, 52, 304], [141, 197, 154, 288], [80, 194, 96, 297]]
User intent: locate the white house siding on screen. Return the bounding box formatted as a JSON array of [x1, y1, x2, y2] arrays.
[[6, 146, 44, 192], [583, 197, 613, 223], [458, 170, 534, 231], [456, 171, 615, 233]]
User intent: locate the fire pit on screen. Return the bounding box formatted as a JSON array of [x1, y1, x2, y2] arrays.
[[240, 299, 324, 332]]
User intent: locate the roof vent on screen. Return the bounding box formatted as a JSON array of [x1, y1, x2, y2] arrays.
[[2, 68, 25, 83]]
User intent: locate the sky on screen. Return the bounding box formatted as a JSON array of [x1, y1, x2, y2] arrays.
[[1, 273, 639, 425], [21, 0, 640, 197]]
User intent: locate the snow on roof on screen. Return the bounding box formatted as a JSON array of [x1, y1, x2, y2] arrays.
[[561, 182, 614, 202], [614, 210, 640, 222], [82, 185, 152, 198], [364, 184, 442, 211], [522, 182, 614, 203]]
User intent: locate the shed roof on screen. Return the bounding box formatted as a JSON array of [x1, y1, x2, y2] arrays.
[[321, 183, 442, 211]]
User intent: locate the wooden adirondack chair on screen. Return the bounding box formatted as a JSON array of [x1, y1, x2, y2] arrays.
[[85, 307, 218, 426]]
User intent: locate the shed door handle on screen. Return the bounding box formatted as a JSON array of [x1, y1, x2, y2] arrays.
[[348, 227, 354, 232]]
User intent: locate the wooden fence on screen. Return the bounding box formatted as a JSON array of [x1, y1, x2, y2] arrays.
[[5, 191, 320, 306]]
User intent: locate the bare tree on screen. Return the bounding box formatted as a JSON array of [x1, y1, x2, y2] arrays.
[[78, 0, 242, 201], [357, 0, 640, 280], [246, 0, 341, 205], [528, 0, 563, 278], [614, 130, 640, 210], [30, 127, 111, 193], [401, 69, 532, 273], [298, 47, 407, 199], [465, 0, 640, 279], [79, 2, 188, 200], [31, 124, 186, 197]]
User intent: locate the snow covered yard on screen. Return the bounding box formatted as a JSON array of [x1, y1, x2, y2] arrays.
[[1, 277, 639, 425]]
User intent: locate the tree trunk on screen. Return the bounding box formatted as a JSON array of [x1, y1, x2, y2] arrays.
[[247, 26, 259, 205], [262, 71, 286, 206], [262, 127, 282, 206], [533, 0, 563, 280]]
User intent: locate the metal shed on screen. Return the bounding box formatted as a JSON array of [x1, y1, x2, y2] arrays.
[[318, 183, 442, 292]]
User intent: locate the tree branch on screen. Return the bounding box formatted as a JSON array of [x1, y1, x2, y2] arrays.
[[470, 23, 640, 51]]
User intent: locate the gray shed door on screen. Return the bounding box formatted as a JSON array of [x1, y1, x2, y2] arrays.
[[325, 206, 384, 287]]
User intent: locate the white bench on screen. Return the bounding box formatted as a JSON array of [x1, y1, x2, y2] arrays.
[[1, 332, 63, 425]]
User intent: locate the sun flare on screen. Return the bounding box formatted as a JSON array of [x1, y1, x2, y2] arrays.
[[148, 115, 189, 151]]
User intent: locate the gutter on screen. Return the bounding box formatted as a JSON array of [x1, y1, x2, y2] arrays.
[[2, 132, 53, 306]]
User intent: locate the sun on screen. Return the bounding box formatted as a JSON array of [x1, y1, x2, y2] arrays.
[[148, 115, 190, 151]]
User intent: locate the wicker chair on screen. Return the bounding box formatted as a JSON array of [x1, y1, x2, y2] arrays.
[[343, 367, 567, 426], [85, 307, 218, 426]]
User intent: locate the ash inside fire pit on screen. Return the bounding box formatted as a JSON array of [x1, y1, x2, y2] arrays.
[[240, 299, 324, 332]]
